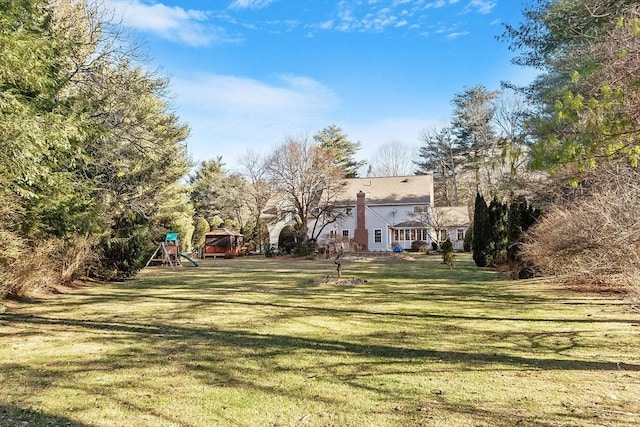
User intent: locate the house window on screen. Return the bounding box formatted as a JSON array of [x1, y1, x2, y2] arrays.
[[414, 205, 428, 213], [374, 229, 382, 243], [342, 229, 350, 241], [440, 229, 448, 241], [457, 228, 465, 241]]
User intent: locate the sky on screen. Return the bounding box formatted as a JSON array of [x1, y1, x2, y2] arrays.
[[106, 0, 536, 172]]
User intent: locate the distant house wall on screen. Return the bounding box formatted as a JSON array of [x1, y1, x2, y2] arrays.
[[316, 204, 431, 251], [262, 174, 473, 252]]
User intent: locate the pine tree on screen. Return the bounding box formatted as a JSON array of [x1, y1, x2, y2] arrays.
[[313, 125, 365, 178]]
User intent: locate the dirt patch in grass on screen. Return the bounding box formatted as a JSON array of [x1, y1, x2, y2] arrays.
[[311, 276, 369, 286]]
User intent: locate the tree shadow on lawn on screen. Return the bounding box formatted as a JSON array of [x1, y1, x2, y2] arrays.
[[0, 404, 90, 427], [4, 311, 640, 426], [3, 313, 639, 373]]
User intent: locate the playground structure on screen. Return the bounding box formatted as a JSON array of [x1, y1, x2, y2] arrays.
[[146, 232, 199, 268]]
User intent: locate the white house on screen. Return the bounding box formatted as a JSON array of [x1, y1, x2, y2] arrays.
[[265, 174, 470, 252]]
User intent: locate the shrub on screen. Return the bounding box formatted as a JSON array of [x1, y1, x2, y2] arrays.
[[523, 162, 640, 292], [265, 244, 277, 258], [93, 213, 156, 280], [442, 239, 455, 269], [411, 240, 428, 252], [56, 235, 98, 283], [0, 234, 59, 298], [463, 223, 473, 252], [294, 240, 319, 257]]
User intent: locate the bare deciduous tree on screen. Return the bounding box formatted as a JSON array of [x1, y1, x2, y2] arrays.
[[265, 135, 348, 242], [239, 149, 272, 250], [370, 140, 416, 177]]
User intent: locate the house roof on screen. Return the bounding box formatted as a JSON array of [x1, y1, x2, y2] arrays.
[[336, 175, 433, 206], [205, 228, 244, 237]]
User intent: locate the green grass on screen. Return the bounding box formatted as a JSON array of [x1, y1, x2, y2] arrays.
[[1, 254, 640, 426]]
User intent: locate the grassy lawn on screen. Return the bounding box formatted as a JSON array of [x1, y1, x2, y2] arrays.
[[1, 253, 640, 426]]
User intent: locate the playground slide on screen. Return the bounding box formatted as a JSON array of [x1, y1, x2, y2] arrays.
[[178, 252, 199, 267]]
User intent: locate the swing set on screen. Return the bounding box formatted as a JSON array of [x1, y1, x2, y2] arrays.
[[145, 232, 199, 268]]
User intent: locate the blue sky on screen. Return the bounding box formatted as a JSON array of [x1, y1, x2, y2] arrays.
[[106, 0, 535, 171]]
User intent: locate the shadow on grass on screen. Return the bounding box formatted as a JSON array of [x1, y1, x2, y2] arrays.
[[0, 404, 90, 427], [3, 313, 638, 373]]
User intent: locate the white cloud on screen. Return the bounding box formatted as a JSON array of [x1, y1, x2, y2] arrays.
[[446, 31, 469, 39], [464, 0, 496, 15], [108, 0, 239, 46], [229, 0, 276, 9], [320, 0, 472, 34], [171, 73, 340, 165]]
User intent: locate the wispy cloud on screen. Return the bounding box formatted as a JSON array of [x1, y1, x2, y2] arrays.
[[228, 0, 277, 9], [107, 0, 240, 46], [312, 0, 474, 35], [464, 0, 496, 15], [332, 0, 424, 33], [175, 73, 338, 113], [171, 73, 340, 163], [446, 31, 469, 39]]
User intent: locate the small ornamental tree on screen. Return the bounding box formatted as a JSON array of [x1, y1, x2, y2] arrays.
[[442, 238, 455, 270]]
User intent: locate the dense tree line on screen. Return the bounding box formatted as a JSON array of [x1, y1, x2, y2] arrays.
[[501, 0, 640, 291], [1, 0, 191, 297]]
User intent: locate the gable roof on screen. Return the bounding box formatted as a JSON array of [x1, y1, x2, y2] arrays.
[[336, 175, 433, 206], [205, 228, 243, 237]]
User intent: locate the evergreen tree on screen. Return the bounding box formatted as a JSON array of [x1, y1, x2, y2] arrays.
[[472, 193, 492, 267], [313, 125, 365, 178], [489, 197, 509, 265], [1, 0, 192, 289], [507, 196, 542, 278], [415, 126, 460, 205], [451, 86, 500, 193]]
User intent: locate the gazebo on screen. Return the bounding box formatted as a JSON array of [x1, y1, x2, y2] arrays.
[[203, 228, 244, 258]]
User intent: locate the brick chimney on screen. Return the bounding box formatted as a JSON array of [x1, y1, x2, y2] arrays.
[[354, 191, 368, 250]]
